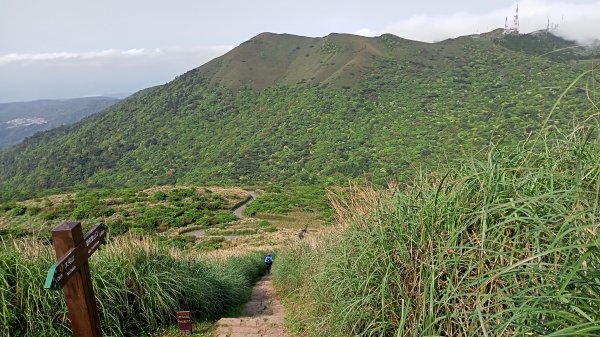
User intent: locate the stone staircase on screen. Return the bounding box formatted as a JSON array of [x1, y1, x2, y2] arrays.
[[216, 275, 289, 337]]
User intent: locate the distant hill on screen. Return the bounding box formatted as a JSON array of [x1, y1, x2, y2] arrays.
[[0, 97, 120, 148], [0, 31, 597, 200]]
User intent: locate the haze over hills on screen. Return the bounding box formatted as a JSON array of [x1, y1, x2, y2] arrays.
[[0, 30, 597, 200], [0, 97, 121, 148]]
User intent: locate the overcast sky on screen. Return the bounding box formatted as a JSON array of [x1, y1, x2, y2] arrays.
[[1, 0, 599, 102]]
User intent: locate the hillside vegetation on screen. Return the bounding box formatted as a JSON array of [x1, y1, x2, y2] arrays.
[[0, 186, 247, 240], [0, 32, 598, 201], [274, 120, 600, 336]]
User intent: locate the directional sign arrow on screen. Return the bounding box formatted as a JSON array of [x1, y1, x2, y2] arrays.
[[44, 223, 107, 290]]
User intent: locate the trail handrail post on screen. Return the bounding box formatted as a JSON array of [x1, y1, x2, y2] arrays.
[[51, 221, 103, 337]]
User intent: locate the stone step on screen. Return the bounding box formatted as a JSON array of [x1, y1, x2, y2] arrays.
[[214, 274, 288, 337]]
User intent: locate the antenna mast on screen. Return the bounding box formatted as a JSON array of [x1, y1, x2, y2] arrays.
[[504, 1, 520, 35], [546, 16, 559, 33], [513, 0, 520, 34]]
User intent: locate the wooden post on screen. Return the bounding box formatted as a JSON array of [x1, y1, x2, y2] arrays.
[[51, 221, 102, 337], [177, 311, 192, 334]]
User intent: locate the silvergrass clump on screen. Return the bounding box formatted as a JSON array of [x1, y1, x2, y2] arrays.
[[0, 235, 266, 337], [275, 121, 600, 337]]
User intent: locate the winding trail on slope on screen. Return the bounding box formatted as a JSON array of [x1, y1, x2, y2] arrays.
[[234, 190, 258, 219], [186, 190, 257, 238]]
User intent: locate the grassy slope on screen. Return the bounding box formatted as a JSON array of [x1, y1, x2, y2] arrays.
[[0, 33, 597, 201], [274, 120, 600, 336], [197, 32, 432, 90], [0, 236, 266, 337]]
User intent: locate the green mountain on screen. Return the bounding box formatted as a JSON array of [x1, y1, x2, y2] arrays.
[[0, 97, 120, 148], [0, 31, 597, 200]]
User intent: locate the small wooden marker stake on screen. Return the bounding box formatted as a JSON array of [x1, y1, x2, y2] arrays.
[[177, 311, 192, 335], [44, 221, 107, 337]]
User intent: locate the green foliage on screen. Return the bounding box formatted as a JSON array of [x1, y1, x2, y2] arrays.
[[151, 191, 167, 201], [261, 225, 277, 233], [168, 234, 200, 250], [0, 236, 267, 337], [106, 220, 129, 235], [212, 211, 238, 225], [275, 122, 600, 336], [25, 206, 41, 216], [71, 199, 114, 219], [0, 202, 16, 212], [0, 186, 235, 239], [321, 40, 341, 54], [195, 237, 226, 251], [4, 226, 26, 238], [167, 188, 196, 201], [0, 34, 597, 201], [246, 186, 332, 219], [380, 33, 403, 50], [9, 205, 26, 216]]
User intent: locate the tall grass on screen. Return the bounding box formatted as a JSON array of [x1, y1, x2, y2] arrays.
[[275, 122, 600, 336], [0, 235, 266, 336]]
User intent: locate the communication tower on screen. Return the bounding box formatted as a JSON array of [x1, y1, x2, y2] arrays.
[[546, 17, 559, 33], [504, 1, 520, 34], [513, 1, 520, 33]]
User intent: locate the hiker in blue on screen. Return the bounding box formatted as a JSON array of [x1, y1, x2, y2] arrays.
[[265, 253, 273, 274]]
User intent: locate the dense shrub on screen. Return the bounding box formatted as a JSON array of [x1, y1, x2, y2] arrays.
[[25, 206, 41, 216], [107, 220, 129, 235], [10, 206, 27, 216], [213, 211, 238, 225], [151, 191, 168, 201], [245, 186, 332, 219], [275, 123, 600, 336]]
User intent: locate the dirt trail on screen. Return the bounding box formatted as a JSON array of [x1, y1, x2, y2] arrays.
[[216, 275, 289, 337], [234, 191, 257, 219]]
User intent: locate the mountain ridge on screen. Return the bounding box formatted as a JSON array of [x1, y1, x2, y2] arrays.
[[0, 30, 597, 200], [194, 29, 588, 90]]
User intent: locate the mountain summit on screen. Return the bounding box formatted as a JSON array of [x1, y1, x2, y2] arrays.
[[197, 32, 418, 89]]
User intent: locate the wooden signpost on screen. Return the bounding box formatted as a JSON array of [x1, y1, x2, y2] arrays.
[[44, 221, 107, 337], [177, 311, 192, 334]]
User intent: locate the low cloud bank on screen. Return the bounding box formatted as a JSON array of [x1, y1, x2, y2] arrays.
[[355, 0, 600, 44]]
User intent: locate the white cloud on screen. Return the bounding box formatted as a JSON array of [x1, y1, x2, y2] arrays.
[[121, 48, 147, 56], [0, 47, 232, 67], [355, 0, 600, 44], [353, 28, 377, 37]]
